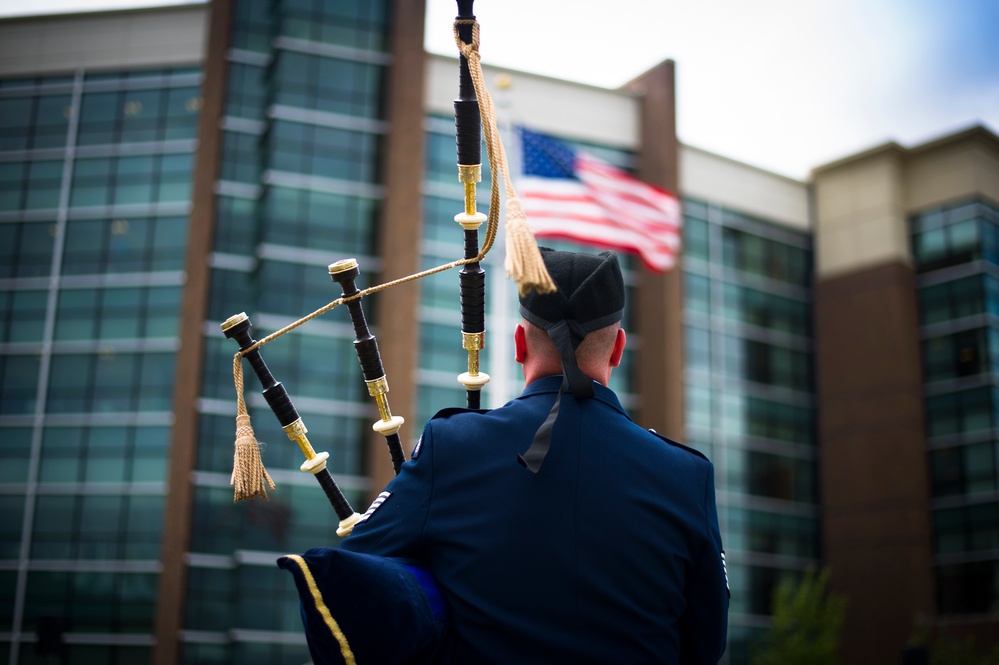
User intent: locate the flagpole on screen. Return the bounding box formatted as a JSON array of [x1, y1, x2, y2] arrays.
[[489, 73, 516, 407]]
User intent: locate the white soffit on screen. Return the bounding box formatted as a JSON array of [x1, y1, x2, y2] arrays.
[[0, 5, 208, 76], [425, 53, 639, 149], [680, 146, 810, 231]]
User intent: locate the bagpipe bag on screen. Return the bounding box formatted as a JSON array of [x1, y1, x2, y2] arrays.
[[277, 548, 449, 665]]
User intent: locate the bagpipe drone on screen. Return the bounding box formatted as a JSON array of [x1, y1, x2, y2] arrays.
[[220, 2, 555, 663]]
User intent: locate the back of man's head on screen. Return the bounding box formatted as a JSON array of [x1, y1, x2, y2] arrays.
[[520, 318, 620, 375], [518, 248, 625, 390], [519, 248, 624, 343]]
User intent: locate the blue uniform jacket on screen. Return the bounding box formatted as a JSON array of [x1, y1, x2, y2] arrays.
[[342, 375, 729, 664]]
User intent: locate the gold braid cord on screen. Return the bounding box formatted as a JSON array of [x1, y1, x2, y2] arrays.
[[453, 19, 556, 296], [228, 18, 554, 501]]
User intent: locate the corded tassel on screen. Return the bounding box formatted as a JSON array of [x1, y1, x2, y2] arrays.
[[505, 197, 557, 295], [231, 413, 275, 501], [452, 20, 555, 297], [231, 354, 275, 502]]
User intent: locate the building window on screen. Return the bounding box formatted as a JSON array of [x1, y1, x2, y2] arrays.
[[931, 443, 997, 497], [277, 0, 388, 51], [46, 351, 176, 413], [23, 570, 159, 633], [61, 216, 188, 275], [69, 154, 193, 208], [925, 386, 996, 438], [266, 119, 380, 182], [923, 327, 997, 382], [913, 199, 999, 273], [721, 283, 810, 337], [271, 50, 385, 119], [937, 561, 999, 614], [912, 198, 999, 617], [919, 274, 999, 325], [53, 285, 181, 342], [0, 354, 41, 415], [259, 186, 378, 255], [721, 226, 810, 285]]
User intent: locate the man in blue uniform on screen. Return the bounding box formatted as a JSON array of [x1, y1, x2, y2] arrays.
[[342, 248, 729, 664]]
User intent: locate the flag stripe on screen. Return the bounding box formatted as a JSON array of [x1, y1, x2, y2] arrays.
[[529, 223, 677, 272], [529, 217, 680, 255], [577, 158, 678, 209], [521, 182, 679, 232], [521, 196, 680, 251], [526, 213, 680, 250]]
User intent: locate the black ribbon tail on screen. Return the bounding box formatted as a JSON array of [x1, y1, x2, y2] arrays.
[[517, 322, 594, 473], [517, 375, 567, 473]]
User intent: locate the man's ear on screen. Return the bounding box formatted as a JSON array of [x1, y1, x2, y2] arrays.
[[514, 323, 527, 364], [610, 328, 626, 368]]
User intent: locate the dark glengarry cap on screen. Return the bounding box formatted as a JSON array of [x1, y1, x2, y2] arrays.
[[517, 248, 625, 473], [519, 248, 625, 342]]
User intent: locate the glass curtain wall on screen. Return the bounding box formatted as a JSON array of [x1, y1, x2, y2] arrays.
[[912, 198, 999, 619], [416, 120, 636, 422], [186, 1, 392, 663], [0, 67, 201, 664], [682, 199, 817, 664]]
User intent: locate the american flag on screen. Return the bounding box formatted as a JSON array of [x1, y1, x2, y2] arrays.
[[518, 127, 681, 272]]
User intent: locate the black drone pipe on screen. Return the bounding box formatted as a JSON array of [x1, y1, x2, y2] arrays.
[[221, 312, 361, 536]]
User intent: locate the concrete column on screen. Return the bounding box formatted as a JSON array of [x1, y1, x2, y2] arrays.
[[812, 146, 934, 665], [153, 0, 232, 662], [626, 60, 684, 439]]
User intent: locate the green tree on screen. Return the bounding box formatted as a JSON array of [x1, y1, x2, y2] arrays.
[[910, 619, 999, 665], [750, 567, 847, 665]]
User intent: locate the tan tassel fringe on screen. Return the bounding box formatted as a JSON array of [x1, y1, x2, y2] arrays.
[[231, 413, 275, 501], [231, 355, 276, 502], [505, 198, 556, 295]]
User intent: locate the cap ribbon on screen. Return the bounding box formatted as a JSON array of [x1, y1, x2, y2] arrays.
[[517, 320, 594, 473]]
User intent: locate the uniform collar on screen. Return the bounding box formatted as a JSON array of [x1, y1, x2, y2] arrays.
[[519, 375, 629, 418]]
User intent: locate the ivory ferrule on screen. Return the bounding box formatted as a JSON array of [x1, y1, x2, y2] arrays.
[[300, 451, 329, 474], [458, 370, 490, 390], [372, 413, 405, 436], [454, 211, 487, 230], [336, 512, 362, 537]]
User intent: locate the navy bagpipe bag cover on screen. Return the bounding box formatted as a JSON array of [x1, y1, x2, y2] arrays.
[[277, 547, 449, 665]]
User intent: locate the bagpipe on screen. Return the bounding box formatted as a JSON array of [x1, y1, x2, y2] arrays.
[[220, 2, 554, 663]]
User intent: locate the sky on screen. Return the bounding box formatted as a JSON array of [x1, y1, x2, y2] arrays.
[[2, 0, 997, 179]]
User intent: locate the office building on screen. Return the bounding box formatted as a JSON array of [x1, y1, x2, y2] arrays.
[[813, 132, 999, 664], [0, 2, 996, 664]]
